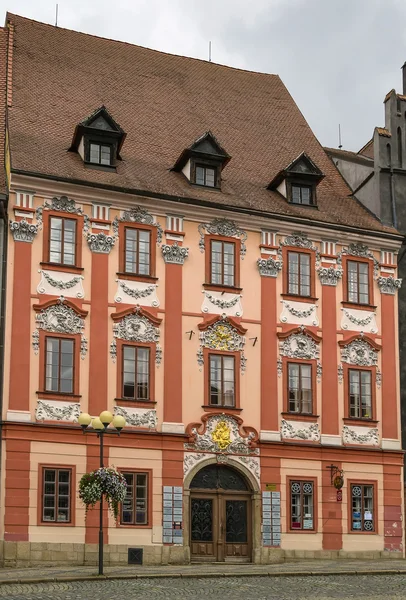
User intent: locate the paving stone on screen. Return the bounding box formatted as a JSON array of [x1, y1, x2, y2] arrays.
[[1, 573, 406, 599]]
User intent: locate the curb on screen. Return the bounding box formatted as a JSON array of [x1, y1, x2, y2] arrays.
[[0, 568, 405, 585]]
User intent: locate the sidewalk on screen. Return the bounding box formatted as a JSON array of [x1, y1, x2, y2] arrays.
[[0, 559, 406, 584]]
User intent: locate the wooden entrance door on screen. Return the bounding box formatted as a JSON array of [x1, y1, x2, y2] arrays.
[[189, 465, 252, 563]]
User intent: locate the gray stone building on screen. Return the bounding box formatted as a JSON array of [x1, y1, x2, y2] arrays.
[[325, 64, 406, 458]]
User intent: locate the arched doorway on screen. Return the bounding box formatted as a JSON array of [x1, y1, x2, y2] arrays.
[[189, 464, 252, 562]]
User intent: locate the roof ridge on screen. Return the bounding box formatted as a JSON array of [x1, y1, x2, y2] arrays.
[[5, 12, 280, 79]]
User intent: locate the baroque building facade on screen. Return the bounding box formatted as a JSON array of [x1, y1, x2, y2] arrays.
[[0, 14, 404, 565]]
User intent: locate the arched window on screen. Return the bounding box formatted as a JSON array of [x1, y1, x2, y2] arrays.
[[398, 127, 402, 167], [387, 143, 392, 167]]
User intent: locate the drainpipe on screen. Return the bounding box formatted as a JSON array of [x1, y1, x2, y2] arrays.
[[0, 195, 8, 503]]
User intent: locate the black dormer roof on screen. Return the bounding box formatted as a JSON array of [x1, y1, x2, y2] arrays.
[[267, 152, 325, 189], [172, 131, 231, 171], [70, 106, 126, 157]]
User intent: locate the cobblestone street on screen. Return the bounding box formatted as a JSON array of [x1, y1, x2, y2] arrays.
[[1, 574, 406, 600]]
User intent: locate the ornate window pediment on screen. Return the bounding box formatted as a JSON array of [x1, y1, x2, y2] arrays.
[[185, 413, 258, 455], [339, 334, 380, 367], [32, 296, 88, 359], [110, 305, 162, 364], [112, 206, 163, 245], [198, 218, 247, 257], [278, 326, 321, 360], [197, 314, 247, 372]]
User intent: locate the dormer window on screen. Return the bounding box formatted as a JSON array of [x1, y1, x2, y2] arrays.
[[291, 183, 314, 206], [89, 142, 112, 166], [70, 106, 126, 171], [268, 152, 324, 207], [173, 131, 230, 190], [196, 164, 216, 187]]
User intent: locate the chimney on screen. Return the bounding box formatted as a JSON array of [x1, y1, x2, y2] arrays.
[[402, 61, 406, 95]]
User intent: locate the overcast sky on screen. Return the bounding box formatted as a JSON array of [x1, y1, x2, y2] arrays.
[[1, 0, 405, 151]]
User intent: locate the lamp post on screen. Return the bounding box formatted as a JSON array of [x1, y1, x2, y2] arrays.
[[78, 410, 126, 576]]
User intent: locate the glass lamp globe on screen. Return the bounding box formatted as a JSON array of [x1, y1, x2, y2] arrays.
[[78, 412, 92, 428], [99, 410, 113, 426], [112, 414, 126, 431], [92, 417, 104, 430]]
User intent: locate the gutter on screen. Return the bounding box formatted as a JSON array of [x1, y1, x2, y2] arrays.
[[11, 169, 404, 242], [0, 194, 8, 498]]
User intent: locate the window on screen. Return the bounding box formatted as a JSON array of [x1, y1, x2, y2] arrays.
[[291, 184, 314, 205], [122, 345, 150, 401], [42, 468, 71, 523], [195, 164, 217, 187], [89, 142, 112, 166], [287, 252, 310, 296], [288, 363, 312, 414], [209, 354, 235, 407], [124, 228, 151, 275], [347, 261, 369, 304], [290, 480, 314, 530], [45, 338, 74, 394], [49, 217, 76, 266], [121, 472, 148, 525], [349, 369, 372, 419], [351, 484, 374, 532], [210, 240, 235, 287]]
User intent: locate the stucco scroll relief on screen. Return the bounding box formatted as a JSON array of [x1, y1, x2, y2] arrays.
[[257, 256, 283, 278], [201, 290, 243, 317], [340, 337, 378, 367], [110, 306, 162, 365], [114, 279, 159, 307], [86, 232, 115, 254], [185, 413, 259, 457], [317, 266, 343, 286], [281, 232, 321, 267], [161, 243, 189, 264], [377, 275, 402, 295], [9, 219, 39, 242], [113, 405, 157, 429], [281, 419, 320, 442], [337, 242, 379, 279], [197, 314, 246, 372], [36, 195, 90, 234], [35, 399, 80, 422], [33, 296, 88, 359], [280, 300, 319, 326], [279, 327, 319, 361], [198, 218, 247, 257], [37, 269, 85, 299], [112, 206, 163, 244], [340, 307, 378, 334], [342, 425, 379, 446], [183, 451, 260, 484]]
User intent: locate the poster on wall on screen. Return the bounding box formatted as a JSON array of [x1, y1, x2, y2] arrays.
[[303, 519, 313, 530]]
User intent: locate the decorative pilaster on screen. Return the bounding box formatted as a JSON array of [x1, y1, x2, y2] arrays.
[[321, 270, 339, 436], [256, 256, 282, 277], [86, 232, 115, 254], [163, 242, 185, 427], [317, 266, 343, 286]]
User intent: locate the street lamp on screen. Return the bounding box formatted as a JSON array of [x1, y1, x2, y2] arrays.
[[78, 410, 126, 575]]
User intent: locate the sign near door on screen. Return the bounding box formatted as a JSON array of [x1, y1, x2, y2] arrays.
[[265, 483, 277, 491]]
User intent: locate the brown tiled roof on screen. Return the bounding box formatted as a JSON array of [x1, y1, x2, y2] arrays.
[[0, 26, 8, 195], [324, 146, 373, 167], [376, 127, 391, 138], [358, 139, 374, 159], [6, 14, 398, 235]]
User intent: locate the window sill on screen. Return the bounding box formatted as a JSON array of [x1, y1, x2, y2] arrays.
[[202, 405, 242, 413], [288, 202, 318, 209], [281, 412, 319, 422], [348, 530, 377, 535], [189, 182, 221, 191], [40, 262, 84, 274], [203, 283, 242, 293], [114, 398, 157, 408], [37, 391, 81, 400], [116, 272, 158, 283], [39, 521, 75, 527], [341, 301, 377, 312], [287, 528, 317, 534], [84, 161, 117, 172], [343, 417, 378, 426], [116, 523, 152, 529], [281, 294, 318, 304]]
